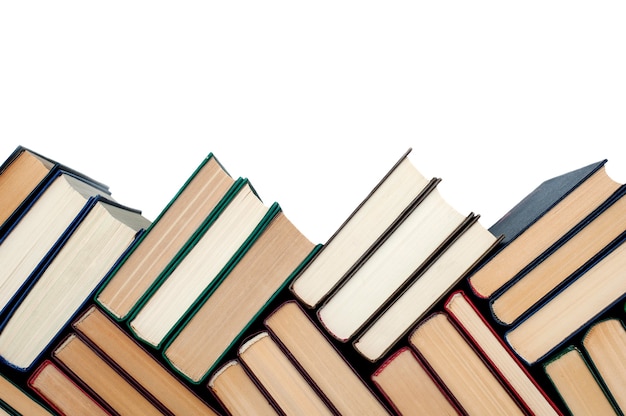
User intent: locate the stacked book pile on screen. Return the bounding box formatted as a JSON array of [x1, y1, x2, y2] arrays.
[[0, 145, 624, 415]]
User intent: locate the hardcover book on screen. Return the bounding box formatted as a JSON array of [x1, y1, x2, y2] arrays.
[[95, 152, 235, 320]]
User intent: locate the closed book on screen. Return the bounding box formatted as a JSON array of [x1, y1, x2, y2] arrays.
[[491, 185, 626, 326], [410, 312, 526, 415], [0, 145, 109, 237], [371, 347, 460, 415], [0, 371, 52, 416], [238, 331, 334, 415], [128, 179, 270, 349], [544, 346, 619, 415], [290, 148, 435, 309], [95, 153, 235, 320], [469, 160, 622, 298], [208, 359, 279, 416], [0, 197, 149, 371], [52, 333, 166, 416], [163, 209, 317, 383], [505, 232, 626, 365], [264, 301, 390, 415], [317, 186, 471, 343], [444, 291, 562, 415], [354, 218, 499, 362], [71, 305, 218, 415], [582, 317, 626, 412], [0, 172, 112, 321], [28, 360, 110, 416]]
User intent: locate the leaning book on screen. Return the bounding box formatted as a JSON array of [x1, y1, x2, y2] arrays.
[[0, 196, 149, 371]]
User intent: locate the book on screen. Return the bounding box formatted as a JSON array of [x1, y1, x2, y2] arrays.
[[582, 317, 626, 412], [468, 159, 622, 298], [0, 145, 109, 236], [238, 331, 335, 415], [354, 218, 499, 362], [444, 291, 562, 415], [28, 360, 110, 416], [491, 186, 626, 325], [0, 172, 112, 319], [544, 346, 619, 415], [0, 197, 149, 371], [127, 179, 270, 348], [409, 312, 526, 415], [72, 305, 218, 415], [95, 153, 235, 320], [505, 233, 626, 365], [290, 148, 435, 309], [0, 371, 52, 416], [317, 186, 472, 342], [264, 300, 390, 415], [371, 347, 460, 415], [52, 333, 166, 415], [208, 359, 279, 416], [163, 210, 317, 383]]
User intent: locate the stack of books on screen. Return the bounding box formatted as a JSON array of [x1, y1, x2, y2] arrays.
[[0, 145, 624, 415]]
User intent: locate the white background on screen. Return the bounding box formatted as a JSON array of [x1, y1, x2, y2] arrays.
[[2, 2, 625, 244]]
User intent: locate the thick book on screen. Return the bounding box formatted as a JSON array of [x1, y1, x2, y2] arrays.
[[28, 360, 111, 416], [52, 333, 167, 415], [468, 160, 622, 298], [264, 301, 390, 415], [317, 185, 472, 343], [0, 145, 109, 237], [544, 346, 619, 415], [0, 172, 112, 320], [490, 185, 626, 326], [238, 331, 335, 415], [208, 359, 279, 416], [354, 218, 499, 362], [290, 148, 436, 308], [444, 291, 562, 415], [0, 371, 52, 416], [162, 209, 317, 383], [371, 347, 460, 415], [505, 232, 626, 365], [127, 179, 270, 348], [71, 305, 218, 415], [582, 317, 626, 412], [95, 152, 235, 320], [409, 312, 527, 415], [0, 197, 149, 371]]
